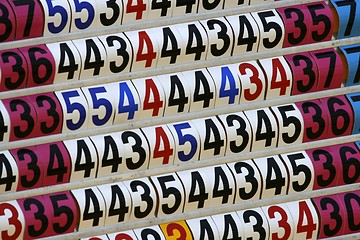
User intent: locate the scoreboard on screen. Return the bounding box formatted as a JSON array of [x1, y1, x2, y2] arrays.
[[0, 0, 359, 239]]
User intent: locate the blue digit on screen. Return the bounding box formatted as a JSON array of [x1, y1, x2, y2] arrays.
[[88, 87, 112, 126], [346, 93, 360, 134], [46, 0, 68, 33], [62, 90, 86, 130], [174, 123, 197, 161], [74, 0, 95, 30], [118, 82, 138, 120], [219, 66, 239, 104], [340, 44, 360, 86]]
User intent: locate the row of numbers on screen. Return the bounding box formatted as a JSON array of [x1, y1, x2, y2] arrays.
[[1, 39, 348, 100], [1, 7, 338, 88], [0, 0, 278, 42], [1, 0, 345, 43], [92, 191, 357, 240], [0, 85, 356, 144], [0, 5, 342, 91], [1, 182, 359, 239], [83, 191, 359, 239], [1, 111, 358, 194]]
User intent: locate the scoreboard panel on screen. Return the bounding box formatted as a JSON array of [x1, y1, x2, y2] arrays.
[[0, 0, 360, 239]]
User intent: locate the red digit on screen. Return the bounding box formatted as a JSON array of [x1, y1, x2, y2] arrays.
[[126, 0, 146, 20], [0, 202, 23, 240], [115, 233, 134, 240], [239, 62, 263, 101], [143, 78, 164, 116], [270, 58, 291, 96], [268, 206, 292, 240], [136, 31, 157, 67], [297, 201, 317, 239], [166, 223, 188, 240], [153, 126, 174, 165]]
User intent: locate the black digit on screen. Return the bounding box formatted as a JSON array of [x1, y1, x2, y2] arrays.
[[335, 0, 356, 36], [237, 15, 257, 52], [121, 131, 147, 170], [23, 198, 48, 237], [74, 140, 95, 178], [302, 101, 326, 140], [36, 95, 60, 134], [189, 171, 208, 208], [0, 110, 8, 142], [212, 166, 232, 204], [340, 145, 360, 184], [265, 157, 286, 195], [223, 214, 241, 239], [199, 219, 216, 239], [161, 27, 181, 64], [243, 210, 267, 240], [234, 161, 258, 200], [255, 110, 276, 147], [344, 192, 360, 232], [257, 11, 282, 49], [207, 19, 230, 57], [287, 153, 312, 192], [17, 148, 40, 188], [50, 194, 74, 233], [84, 39, 105, 76], [186, 24, 206, 60], [101, 135, 122, 173], [168, 75, 189, 112], [0, 153, 16, 191], [13, 0, 35, 38], [343, 45, 360, 84], [28, 47, 53, 84], [284, 8, 307, 44], [10, 99, 35, 139], [320, 197, 342, 236], [106, 35, 130, 73], [0, 3, 13, 42], [292, 54, 316, 92], [175, 0, 196, 13], [204, 119, 224, 156], [226, 114, 249, 153], [193, 71, 214, 108], [312, 149, 336, 187], [100, 0, 120, 26], [1, 51, 26, 89], [130, 180, 154, 219], [58, 42, 79, 80], [314, 51, 336, 88], [327, 97, 351, 136], [141, 228, 162, 240], [152, 0, 171, 16], [47, 144, 67, 183], [108, 184, 129, 222], [83, 188, 104, 226], [277, 105, 302, 144], [307, 3, 332, 41], [202, 0, 220, 10], [157, 175, 182, 215]]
